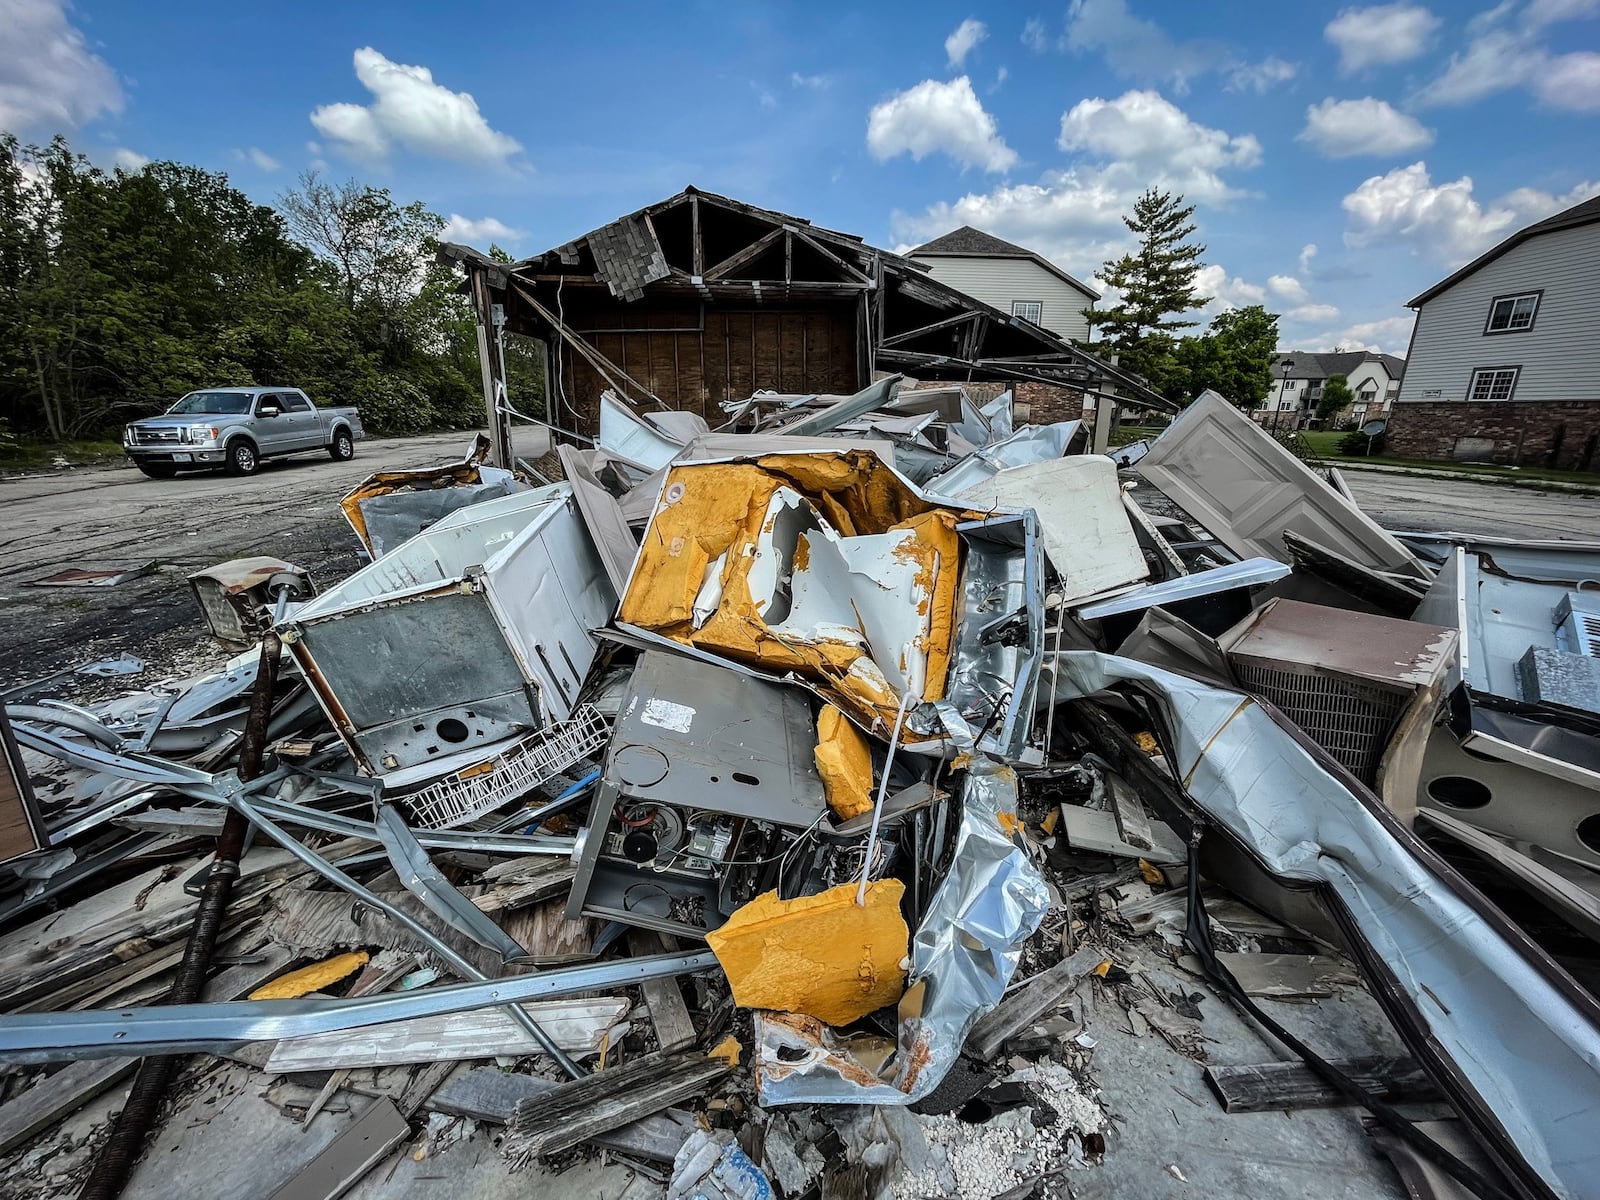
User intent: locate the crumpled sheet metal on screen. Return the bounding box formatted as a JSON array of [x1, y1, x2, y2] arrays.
[[923, 421, 1083, 497], [1050, 650, 1600, 1200], [754, 705, 1050, 1105]]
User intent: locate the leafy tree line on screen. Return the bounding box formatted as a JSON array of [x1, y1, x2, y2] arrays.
[[0, 134, 536, 442], [1084, 187, 1279, 409]]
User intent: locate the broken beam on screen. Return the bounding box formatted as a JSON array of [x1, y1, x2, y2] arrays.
[[1204, 1055, 1440, 1113], [964, 946, 1106, 1061]]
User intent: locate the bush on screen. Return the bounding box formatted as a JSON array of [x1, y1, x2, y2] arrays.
[[353, 375, 438, 436], [1338, 429, 1385, 457]]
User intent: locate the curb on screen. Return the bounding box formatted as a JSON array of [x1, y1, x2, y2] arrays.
[[1325, 459, 1600, 496]]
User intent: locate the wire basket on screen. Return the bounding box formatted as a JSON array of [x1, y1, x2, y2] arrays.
[[394, 705, 610, 829]]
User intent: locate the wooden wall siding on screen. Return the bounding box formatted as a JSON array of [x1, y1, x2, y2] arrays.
[[557, 308, 858, 432]]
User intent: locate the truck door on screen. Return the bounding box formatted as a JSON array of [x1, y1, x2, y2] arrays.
[[279, 392, 322, 451]]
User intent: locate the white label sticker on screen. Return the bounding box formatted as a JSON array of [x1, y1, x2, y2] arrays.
[[640, 698, 694, 734]]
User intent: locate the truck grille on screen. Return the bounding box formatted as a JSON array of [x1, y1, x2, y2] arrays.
[[133, 427, 181, 444]]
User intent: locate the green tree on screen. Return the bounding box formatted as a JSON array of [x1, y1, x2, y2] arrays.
[[1317, 373, 1353, 424], [1174, 305, 1280, 408], [1084, 188, 1210, 397]]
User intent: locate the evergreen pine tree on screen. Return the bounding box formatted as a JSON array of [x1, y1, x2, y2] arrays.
[[1083, 188, 1210, 395]]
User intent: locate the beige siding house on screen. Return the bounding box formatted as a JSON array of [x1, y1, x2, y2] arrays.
[[1388, 193, 1600, 470], [908, 227, 1099, 344]]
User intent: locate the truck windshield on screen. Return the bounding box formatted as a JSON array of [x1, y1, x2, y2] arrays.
[[167, 392, 253, 415]]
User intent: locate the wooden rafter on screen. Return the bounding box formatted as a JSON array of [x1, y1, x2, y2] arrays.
[[702, 226, 786, 281], [880, 311, 981, 348], [790, 229, 875, 287]]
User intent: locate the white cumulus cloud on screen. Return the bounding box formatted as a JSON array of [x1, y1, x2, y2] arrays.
[[1413, 0, 1600, 112], [234, 146, 281, 171], [440, 213, 524, 247], [1268, 274, 1309, 303], [1325, 3, 1441, 71], [1302, 314, 1414, 353], [1195, 263, 1266, 313], [892, 91, 1260, 283], [1342, 161, 1600, 263], [1298, 243, 1318, 273], [1064, 0, 1225, 93], [1022, 16, 1051, 52], [946, 19, 988, 67], [311, 47, 523, 165], [1058, 90, 1261, 202], [1227, 57, 1298, 93], [0, 0, 122, 134], [1287, 303, 1342, 322], [867, 77, 1017, 172], [112, 147, 147, 170], [1299, 97, 1434, 157]]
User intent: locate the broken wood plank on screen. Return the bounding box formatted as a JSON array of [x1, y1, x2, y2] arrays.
[[1214, 952, 1360, 998], [505, 1052, 730, 1161], [1204, 1055, 1440, 1113], [428, 1066, 697, 1163], [629, 929, 697, 1052], [965, 946, 1107, 1061], [0, 1058, 137, 1154], [264, 998, 630, 1073], [1058, 805, 1185, 862], [262, 1096, 410, 1200]]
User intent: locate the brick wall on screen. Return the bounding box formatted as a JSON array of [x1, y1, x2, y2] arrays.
[[902, 378, 1085, 425], [1385, 400, 1600, 472]]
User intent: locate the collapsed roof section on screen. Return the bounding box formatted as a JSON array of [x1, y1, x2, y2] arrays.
[[437, 187, 1173, 445]]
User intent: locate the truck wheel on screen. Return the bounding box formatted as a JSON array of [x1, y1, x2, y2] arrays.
[[225, 440, 260, 477], [328, 429, 355, 461], [137, 462, 178, 479]]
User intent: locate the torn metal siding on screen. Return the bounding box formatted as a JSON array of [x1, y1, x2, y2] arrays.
[[1052, 651, 1600, 1200]]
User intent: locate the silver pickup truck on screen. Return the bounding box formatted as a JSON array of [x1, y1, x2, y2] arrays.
[[124, 387, 365, 479]]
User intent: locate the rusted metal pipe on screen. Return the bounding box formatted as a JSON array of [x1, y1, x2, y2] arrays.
[[78, 631, 282, 1200]]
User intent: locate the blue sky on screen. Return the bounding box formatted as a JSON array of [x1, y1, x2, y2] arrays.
[[5, 0, 1599, 354]]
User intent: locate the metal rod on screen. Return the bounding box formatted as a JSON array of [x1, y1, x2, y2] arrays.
[[77, 630, 282, 1200], [220, 789, 585, 1079], [0, 952, 717, 1064]]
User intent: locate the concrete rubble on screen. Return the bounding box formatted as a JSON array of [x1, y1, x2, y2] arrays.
[[2, 382, 1600, 1200]]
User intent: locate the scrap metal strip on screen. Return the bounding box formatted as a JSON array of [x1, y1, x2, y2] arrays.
[[0, 952, 717, 1065]]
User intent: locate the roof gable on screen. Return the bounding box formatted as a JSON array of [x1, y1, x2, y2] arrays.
[[1408, 192, 1600, 307], [910, 225, 1100, 301]]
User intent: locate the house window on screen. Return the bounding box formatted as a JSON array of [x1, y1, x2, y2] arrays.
[[1011, 301, 1043, 324], [1467, 366, 1521, 401], [1484, 292, 1540, 334]]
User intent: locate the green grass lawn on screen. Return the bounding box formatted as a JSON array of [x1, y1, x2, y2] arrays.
[[0, 438, 127, 472]]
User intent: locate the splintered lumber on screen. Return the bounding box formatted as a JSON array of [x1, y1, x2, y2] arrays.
[[965, 946, 1107, 1061], [264, 997, 630, 1072], [1103, 768, 1154, 852], [628, 929, 698, 1052], [0, 1058, 137, 1154], [504, 1051, 730, 1161], [429, 1066, 697, 1162], [1204, 1055, 1440, 1113], [262, 1096, 410, 1200]]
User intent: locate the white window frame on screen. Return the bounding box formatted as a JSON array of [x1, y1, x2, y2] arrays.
[[1467, 366, 1521, 402], [1484, 291, 1541, 334], [1011, 300, 1043, 324]]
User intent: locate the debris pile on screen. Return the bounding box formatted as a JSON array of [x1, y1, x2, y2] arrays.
[[2, 383, 1599, 1200]]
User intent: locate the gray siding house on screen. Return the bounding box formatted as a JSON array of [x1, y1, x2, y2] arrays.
[[1388, 193, 1600, 470], [909, 227, 1099, 344]]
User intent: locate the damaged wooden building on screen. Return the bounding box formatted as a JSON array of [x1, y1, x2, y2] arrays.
[[437, 187, 1169, 464]]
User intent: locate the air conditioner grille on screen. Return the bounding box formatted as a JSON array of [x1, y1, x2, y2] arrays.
[[1231, 661, 1411, 785]]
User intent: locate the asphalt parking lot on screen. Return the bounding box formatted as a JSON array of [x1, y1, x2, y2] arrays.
[[2, 438, 1598, 687]]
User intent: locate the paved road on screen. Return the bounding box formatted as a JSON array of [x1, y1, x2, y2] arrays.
[[0, 431, 479, 682], [4, 438, 1598, 685], [1341, 470, 1600, 541]]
